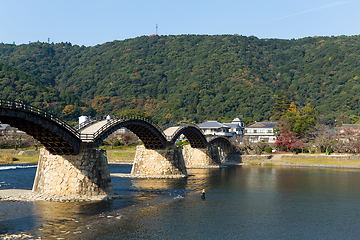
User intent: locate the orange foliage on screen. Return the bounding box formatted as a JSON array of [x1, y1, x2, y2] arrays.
[[62, 105, 75, 116]]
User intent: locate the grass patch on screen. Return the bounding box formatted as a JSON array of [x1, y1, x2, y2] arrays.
[[263, 162, 275, 166], [0, 154, 38, 165], [0, 147, 40, 151], [280, 157, 360, 166], [0, 154, 17, 164], [100, 145, 137, 151], [107, 151, 135, 162]]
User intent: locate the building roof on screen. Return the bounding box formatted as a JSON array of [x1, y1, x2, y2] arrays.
[[197, 121, 230, 129], [231, 118, 243, 123], [224, 123, 241, 128], [245, 122, 277, 128], [0, 124, 9, 130]]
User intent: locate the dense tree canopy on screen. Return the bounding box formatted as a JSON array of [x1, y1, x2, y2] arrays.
[[1, 34, 360, 125], [0, 62, 95, 121]]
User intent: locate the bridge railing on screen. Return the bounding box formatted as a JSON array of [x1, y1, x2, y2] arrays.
[[75, 115, 116, 130], [0, 99, 80, 138], [169, 123, 205, 140], [79, 114, 166, 141]]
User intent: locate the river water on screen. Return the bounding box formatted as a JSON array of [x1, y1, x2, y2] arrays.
[[1, 164, 360, 239]]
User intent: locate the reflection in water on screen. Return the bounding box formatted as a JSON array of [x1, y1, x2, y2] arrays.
[[3, 165, 360, 239], [31, 201, 116, 237], [90, 166, 360, 240]]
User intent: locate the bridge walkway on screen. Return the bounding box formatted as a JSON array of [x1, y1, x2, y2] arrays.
[[163, 126, 180, 138], [79, 120, 109, 142], [80, 120, 108, 134]]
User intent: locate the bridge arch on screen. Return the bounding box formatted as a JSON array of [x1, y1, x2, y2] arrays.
[[91, 117, 168, 149], [0, 100, 81, 154], [169, 124, 207, 148], [207, 136, 232, 147]]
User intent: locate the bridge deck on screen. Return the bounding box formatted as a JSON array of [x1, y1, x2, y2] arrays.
[[80, 120, 109, 134], [163, 126, 180, 137]]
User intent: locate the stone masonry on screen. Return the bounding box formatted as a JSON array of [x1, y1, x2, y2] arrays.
[[182, 145, 221, 168], [33, 146, 114, 196], [131, 145, 187, 177]]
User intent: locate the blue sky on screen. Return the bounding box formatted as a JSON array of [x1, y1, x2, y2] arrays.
[[1, 0, 359, 46]]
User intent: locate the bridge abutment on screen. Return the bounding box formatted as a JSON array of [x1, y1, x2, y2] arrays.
[[131, 145, 187, 178], [182, 145, 221, 168], [33, 146, 113, 196]]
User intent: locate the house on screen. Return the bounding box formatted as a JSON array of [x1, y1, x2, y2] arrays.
[[244, 122, 277, 143], [224, 118, 244, 135], [197, 118, 244, 137], [0, 124, 10, 136]]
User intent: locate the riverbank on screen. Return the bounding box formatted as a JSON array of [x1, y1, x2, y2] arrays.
[[0, 189, 126, 202], [3, 149, 360, 168], [0, 149, 135, 165], [240, 153, 360, 168]]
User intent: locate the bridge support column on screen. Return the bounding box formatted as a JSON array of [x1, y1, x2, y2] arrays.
[[33, 146, 114, 196], [131, 145, 187, 178], [182, 145, 221, 168]]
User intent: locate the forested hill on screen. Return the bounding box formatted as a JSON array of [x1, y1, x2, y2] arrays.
[[0, 34, 360, 125], [0, 62, 95, 121]]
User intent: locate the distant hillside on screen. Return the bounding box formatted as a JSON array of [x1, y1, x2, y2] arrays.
[[0, 34, 360, 125], [0, 62, 95, 121]]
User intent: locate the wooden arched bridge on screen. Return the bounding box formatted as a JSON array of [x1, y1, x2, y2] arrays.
[[0, 99, 236, 196], [0, 99, 231, 154]]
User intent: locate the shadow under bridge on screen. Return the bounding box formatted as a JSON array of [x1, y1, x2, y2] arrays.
[[163, 123, 208, 148], [0, 99, 81, 155]]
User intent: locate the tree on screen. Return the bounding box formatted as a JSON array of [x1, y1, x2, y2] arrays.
[[289, 104, 317, 138], [119, 133, 131, 145], [272, 90, 291, 120], [275, 130, 297, 151], [62, 105, 75, 116], [312, 125, 335, 153], [333, 127, 360, 153]]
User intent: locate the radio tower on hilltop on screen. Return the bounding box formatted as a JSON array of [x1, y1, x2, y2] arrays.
[[156, 24, 158, 36]]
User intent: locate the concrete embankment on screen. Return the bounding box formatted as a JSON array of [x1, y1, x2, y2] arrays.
[[240, 154, 360, 168]]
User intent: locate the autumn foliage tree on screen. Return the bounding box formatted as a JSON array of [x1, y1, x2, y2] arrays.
[[274, 98, 317, 151], [275, 130, 297, 151]]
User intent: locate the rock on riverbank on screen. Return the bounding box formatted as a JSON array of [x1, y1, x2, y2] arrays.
[[0, 189, 125, 202]]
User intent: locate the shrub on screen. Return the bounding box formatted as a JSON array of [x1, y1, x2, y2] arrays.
[[328, 148, 333, 153], [113, 139, 121, 146], [264, 146, 272, 153], [292, 148, 301, 154], [0, 154, 16, 164]]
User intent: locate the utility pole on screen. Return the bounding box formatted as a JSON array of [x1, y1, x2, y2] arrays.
[[156, 24, 158, 36]]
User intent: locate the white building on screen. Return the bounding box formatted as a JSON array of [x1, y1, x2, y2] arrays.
[[197, 118, 244, 137], [244, 122, 277, 143], [224, 118, 245, 135], [0, 124, 10, 136]]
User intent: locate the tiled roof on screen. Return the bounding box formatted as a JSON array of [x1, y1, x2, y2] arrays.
[[246, 122, 277, 128], [197, 121, 230, 129], [224, 123, 241, 128]]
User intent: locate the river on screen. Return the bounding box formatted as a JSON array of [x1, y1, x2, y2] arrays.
[[1, 164, 360, 239]]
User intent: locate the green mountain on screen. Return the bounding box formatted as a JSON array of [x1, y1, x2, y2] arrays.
[[0, 62, 95, 121], [0, 34, 360, 125]]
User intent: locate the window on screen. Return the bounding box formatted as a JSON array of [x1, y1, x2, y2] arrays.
[[267, 129, 272, 133], [253, 130, 257, 133]]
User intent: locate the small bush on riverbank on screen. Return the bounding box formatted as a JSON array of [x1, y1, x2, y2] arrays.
[[0, 154, 17, 164], [264, 147, 272, 153]]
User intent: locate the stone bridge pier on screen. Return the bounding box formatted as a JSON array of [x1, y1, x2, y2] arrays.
[[182, 145, 221, 168], [131, 145, 187, 178], [33, 145, 114, 196]]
